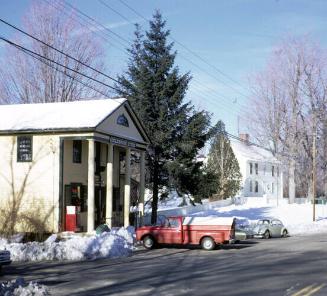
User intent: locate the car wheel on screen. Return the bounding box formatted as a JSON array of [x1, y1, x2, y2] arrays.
[[143, 235, 155, 249], [201, 237, 215, 251], [282, 230, 288, 238], [263, 230, 271, 239]]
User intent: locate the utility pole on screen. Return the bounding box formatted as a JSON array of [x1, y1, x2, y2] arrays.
[[312, 114, 317, 222]]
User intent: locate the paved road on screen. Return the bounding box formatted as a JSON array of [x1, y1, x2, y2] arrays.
[[1, 235, 327, 295]]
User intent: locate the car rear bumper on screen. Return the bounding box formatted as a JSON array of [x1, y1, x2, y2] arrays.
[[253, 234, 264, 238]]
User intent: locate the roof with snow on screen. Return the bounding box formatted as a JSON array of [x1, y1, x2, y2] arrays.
[[230, 138, 279, 163], [0, 98, 127, 132]]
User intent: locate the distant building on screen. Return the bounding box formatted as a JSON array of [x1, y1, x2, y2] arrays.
[[0, 99, 149, 233], [230, 134, 283, 201]]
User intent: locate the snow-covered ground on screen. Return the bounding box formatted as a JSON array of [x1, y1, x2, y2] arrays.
[[190, 198, 327, 235], [0, 227, 134, 262], [0, 278, 49, 296]]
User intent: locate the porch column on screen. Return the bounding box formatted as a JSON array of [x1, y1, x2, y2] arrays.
[[87, 139, 95, 233], [124, 147, 131, 227], [139, 150, 145, 216], [106, 143, 114, 228]]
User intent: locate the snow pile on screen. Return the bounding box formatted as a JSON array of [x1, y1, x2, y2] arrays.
[[190, 198, 327, 235], [0, 278, 49, 296], [0, 227, 134, 262]]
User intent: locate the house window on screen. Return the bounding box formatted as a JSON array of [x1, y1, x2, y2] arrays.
[[17, 136, 33, 162], [117, 114, 129, 127], [272, 183, 274, 194], [73, 140, 82, 163], [250, 181, 253, 192], [255, 163, 258, 175], [272, 165, 275, 177], [250, 163, 253, 174], [255, 181, 259, 193]]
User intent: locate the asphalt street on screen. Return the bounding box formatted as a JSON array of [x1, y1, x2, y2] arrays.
[[1, 234, 327, 296]]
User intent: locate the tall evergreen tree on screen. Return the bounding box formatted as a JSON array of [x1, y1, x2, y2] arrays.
[[117, 11, 212, 223], [207, 121, 242, 200]]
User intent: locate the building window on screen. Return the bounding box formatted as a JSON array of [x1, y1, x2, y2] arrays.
[[272, 183, 274, 194], [73, 140, 82, 163], [117, 114, 129, 127], [255, 181, 259, 193], [250, 163, 253, 174], [17, 136, 33, 162], [255, 163, 258, 175], [250, 181, 253, 192], [272, 165, 275, 177]]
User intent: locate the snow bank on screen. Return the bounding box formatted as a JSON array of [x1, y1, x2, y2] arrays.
[[190, 200, 327, 236], [0, 227, 134, 262], [0, 278, 49, 296]]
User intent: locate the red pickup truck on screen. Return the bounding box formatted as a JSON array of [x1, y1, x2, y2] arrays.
[[136, 216, 235, 250]]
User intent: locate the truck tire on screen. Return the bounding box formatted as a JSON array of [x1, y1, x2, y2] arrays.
[[143, 235, 155, 249], [201, 237, 215, 251]]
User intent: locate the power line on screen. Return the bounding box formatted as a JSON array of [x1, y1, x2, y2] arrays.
[[64, 0, 132, 48], [0, 36, 126, 95], [1, 37, 112, 99], [0, 17, 122, 86], [43, 0, 126, 52], [117, 0, 250, 98]]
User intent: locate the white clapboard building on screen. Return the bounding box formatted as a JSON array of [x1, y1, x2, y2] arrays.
[[230, 134, 283, 201], [0, 98, 149, 233]]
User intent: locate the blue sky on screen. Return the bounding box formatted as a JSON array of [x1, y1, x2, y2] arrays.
[[1, 0, 327, 135]]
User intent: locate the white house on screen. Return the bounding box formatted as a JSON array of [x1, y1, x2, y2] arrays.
[[0, 98, 149, 233], [230, 134, 283, 202]]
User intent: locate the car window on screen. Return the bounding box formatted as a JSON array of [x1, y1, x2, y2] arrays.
[[272, 220, 283, 226], [156, 215, 167, 226], [258, 220, 269, 225]]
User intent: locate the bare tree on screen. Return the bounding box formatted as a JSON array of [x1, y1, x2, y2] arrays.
[[0, 0, 109, 104], [246, 36, 327, 202]]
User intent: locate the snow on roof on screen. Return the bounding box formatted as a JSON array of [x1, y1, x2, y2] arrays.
[[0, 98, 126, 132], [230, 138, 278, 163]]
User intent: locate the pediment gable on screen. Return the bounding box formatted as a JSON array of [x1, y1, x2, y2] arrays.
[[96, 102, 149, 144]]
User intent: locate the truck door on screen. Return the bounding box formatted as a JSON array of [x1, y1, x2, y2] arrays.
[[159, 217, 182, 244]]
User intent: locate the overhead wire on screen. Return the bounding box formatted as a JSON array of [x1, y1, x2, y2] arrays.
[[116, 0, 250, 98], [42, 0, 126, 52], [98, 0, 249, 118], [0, 17, 122, 86], [0, 36, 129, 96], [64, 0, 132, 48], [0, 3, 261, 147]]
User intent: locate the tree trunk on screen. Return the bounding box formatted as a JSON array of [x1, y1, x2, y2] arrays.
[[151, 162, 159, 225], [288, 159, 296, 203]]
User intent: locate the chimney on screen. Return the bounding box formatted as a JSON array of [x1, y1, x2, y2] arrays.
[[239, 133, 250, 144]]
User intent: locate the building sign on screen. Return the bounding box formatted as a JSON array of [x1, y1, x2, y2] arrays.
[[110, 136, 136, 148]]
